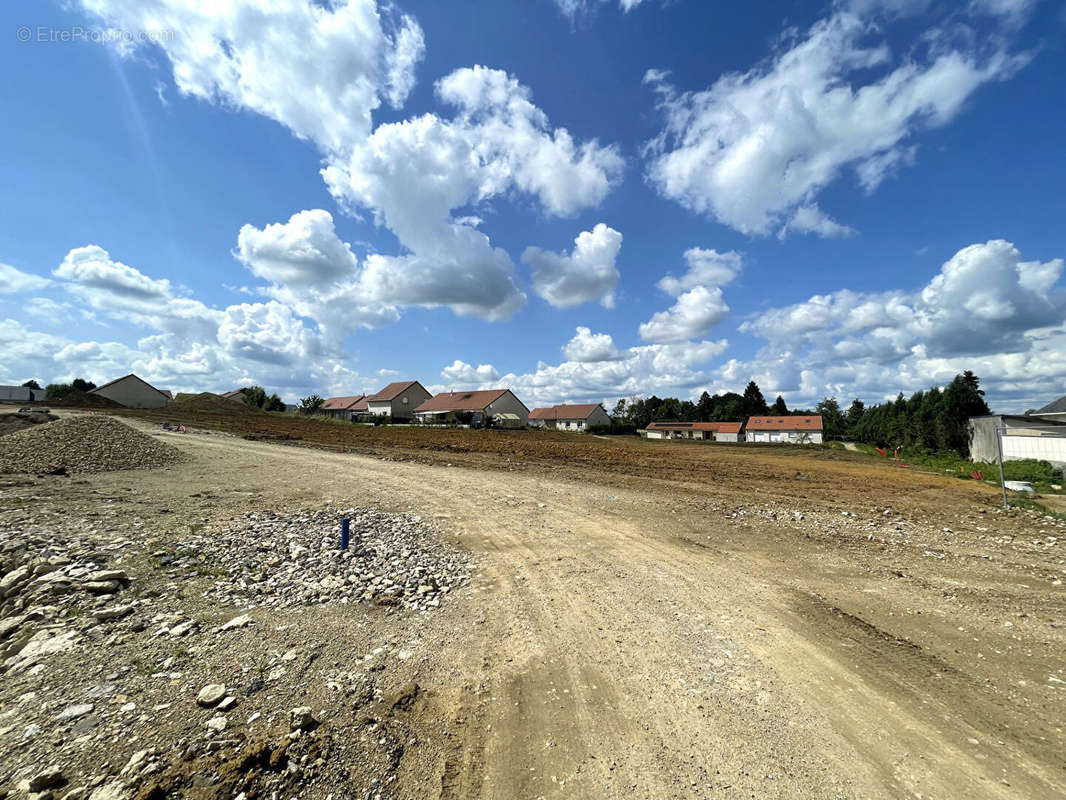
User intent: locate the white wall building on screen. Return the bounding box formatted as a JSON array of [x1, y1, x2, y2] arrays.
[[645, 422, 743, 441], [528, 404, 610, 431], [745, 415, 823, 444], [969, 415, 1066, 467]]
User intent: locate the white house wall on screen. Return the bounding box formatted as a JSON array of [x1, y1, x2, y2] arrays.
[[1002, 433, 1066, 467]]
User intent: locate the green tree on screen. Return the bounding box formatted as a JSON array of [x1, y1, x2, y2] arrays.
[[654, 397, 683, 421], [742, 381, 769, 417], [844, 398, 865, 439], [770, 395, 788, 415], [44, 378, 96, 400], [611, 398, 627, 421], [264, 393, 286, 412], [697, 391, 714, 422], [299, 394, 325, 415], [717, 392, 746, 422], [21, 379, 41, 390], [241, 386, 267, 409], [71, 378, 96, 392], [816, 396, 845, 439], [940, 371, 990, 455]]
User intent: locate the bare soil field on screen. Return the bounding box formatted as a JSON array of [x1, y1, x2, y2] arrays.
[[2, 409, 1064, 799]]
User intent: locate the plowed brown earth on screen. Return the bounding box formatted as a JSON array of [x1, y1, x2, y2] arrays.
[[35, 409, 1065, 798], [116, 403, 999, 514]]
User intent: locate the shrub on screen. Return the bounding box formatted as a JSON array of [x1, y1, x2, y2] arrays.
[[587, 423, 638, 435]]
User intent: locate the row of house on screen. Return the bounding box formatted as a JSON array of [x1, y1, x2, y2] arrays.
[[317, 382, 532, 427], [7, 372, 823, 447], [644, 415, 824, 444]]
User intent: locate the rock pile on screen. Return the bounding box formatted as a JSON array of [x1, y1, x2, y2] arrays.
[[182, 508, 470, 611], [0, 530, 136, 672], [0, 415, 183, 475], [0, 409, 55, 437]]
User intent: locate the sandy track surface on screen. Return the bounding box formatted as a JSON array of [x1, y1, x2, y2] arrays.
[[4, 416, 1064, 798], [148, 422, 1065, 797]]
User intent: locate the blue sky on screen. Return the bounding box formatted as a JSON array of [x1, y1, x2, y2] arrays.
[[1, 0, 1064, 411]]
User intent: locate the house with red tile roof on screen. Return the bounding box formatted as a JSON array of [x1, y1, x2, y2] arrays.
[[528, 404, 610, 432], [645, 421, 742, 442], [413, 389, 529, 427], [364, 381, 431, 421], [321, 395, 365, 421], [744, 415, 823, 444]]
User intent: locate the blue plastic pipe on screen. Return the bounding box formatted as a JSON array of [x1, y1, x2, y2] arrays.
[[341, 518, 350, 550]]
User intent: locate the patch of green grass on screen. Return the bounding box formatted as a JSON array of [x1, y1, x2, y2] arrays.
[[847, 446, 1064, 494], [193, 565, 229, 578], [1009, 497, 1066, 522], [822, 441, 845, 450]]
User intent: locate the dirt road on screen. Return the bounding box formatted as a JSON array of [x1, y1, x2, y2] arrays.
[[86, 421, 1061, 800], [4, 416, 1064, 799]]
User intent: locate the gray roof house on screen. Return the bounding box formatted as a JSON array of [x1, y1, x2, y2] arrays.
[[1031, 395, 1066, 423]]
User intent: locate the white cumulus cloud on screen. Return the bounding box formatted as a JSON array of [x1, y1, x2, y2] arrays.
[[562, 326, 625, 362], [440, 360, 501, 386], [78, 0, 424, 155], [644, 11, 1028, 236], [0, 263, 51, 294], [523, 223, 622, 309], [640, 246, 741, 344], [322, 66, 623, 320], [639, 286, 731, 344], [731, 240, 1066, 409]]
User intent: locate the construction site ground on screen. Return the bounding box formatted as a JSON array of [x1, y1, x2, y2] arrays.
[[2, 406, 1064, 799]]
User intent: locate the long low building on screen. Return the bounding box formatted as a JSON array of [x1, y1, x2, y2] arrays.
[[529, 404, 610, 432], [969, 414, 1066, 467], [745, 415, 823, 444], [413, 389, 529, 427], [0, 385, 44, 404], [321, 395, 365, 420], [645, 421, 742, 442]]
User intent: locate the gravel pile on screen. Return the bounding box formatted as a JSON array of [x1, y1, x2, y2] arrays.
[[0, 415, 183, 474], [183, 508, 470, 612], [0, 409, 55, 437]]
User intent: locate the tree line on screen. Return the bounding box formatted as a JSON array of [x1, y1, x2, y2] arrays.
[[612, 380, 814, 430], [612, 371, 992, 456]]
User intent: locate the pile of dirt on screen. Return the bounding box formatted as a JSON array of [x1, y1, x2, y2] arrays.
[[45, 391, 123, 408], [0, 410, 55, 437], [0, 415, 184, 474], [169, 392, 256, 415]]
